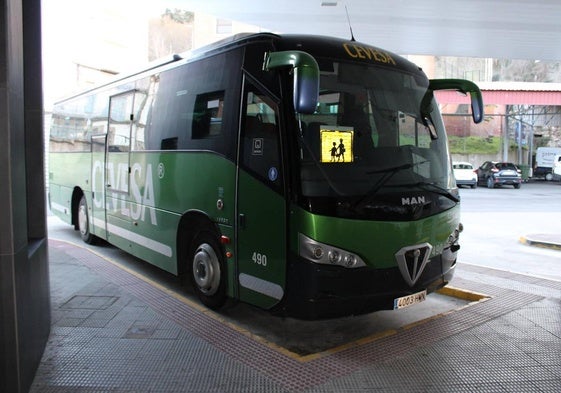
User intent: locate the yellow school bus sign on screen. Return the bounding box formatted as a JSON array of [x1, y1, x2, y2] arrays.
[[320, 127, 354, 163]]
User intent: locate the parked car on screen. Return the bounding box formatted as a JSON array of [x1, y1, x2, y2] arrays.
[[476, 161, 522, 189], [453, 162, 478, 188]]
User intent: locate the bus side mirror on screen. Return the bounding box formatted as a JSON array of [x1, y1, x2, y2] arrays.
[[429, 79, 484, 124], [263, 50, 319, 114]]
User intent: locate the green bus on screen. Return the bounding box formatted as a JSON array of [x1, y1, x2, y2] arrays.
[[48, 33, 483, 319]]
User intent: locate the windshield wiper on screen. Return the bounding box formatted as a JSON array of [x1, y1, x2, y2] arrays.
[[353, 161, 425, 209]]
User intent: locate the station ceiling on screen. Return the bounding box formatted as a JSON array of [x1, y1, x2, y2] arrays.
[[186, 0, 561, 61]]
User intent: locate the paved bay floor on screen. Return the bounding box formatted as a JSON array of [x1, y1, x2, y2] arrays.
[[30, 232, 561, 392]]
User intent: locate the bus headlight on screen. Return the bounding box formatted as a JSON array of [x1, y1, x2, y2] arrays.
[[328, 250, 340, 264], [299, 233, 366, 268]]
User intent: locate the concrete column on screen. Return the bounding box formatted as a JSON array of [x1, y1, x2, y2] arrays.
[[0, 0, 51, 392]]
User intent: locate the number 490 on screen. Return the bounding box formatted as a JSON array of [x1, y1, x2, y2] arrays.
[[252, 252, 267, 267]]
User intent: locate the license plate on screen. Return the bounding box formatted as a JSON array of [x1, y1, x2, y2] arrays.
[[502, 170, 516, 176], [393, 290, 427, 310]]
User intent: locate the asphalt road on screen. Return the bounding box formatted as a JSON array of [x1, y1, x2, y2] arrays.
[[457, 180, 561, 281]]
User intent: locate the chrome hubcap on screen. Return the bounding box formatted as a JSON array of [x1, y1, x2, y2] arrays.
[[193, 243, 220, 295], [78, 203, 88, 235]]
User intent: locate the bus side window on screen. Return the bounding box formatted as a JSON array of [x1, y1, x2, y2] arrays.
[[242, 89, 282, 192], [108, 93, 134, 152], [193, 91, 225, 139]]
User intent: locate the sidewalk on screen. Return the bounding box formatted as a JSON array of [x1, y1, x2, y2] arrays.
[[30, 238, 561, 392]]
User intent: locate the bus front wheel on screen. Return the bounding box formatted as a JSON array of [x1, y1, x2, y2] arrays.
[[189, 231, 226, 309], [78, 195, 97, 244]]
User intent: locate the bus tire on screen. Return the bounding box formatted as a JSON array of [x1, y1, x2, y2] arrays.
[[78, 195, 97, 244], [189, 230, 226, 309]]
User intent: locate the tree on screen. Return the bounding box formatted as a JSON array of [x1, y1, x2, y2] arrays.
[[162, 8, 194, 24], [148, 9, 194, 61], [492, 59, 561, 82]]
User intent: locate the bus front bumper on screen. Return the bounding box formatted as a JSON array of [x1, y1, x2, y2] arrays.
[[276, 252, 456, 320]]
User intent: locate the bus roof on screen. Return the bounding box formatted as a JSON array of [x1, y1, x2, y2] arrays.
[[275, 34, 422, 75]]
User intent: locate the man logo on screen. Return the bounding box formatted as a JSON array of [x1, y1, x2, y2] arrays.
[[401, 196, 426, 205], [395, 243, 433, 287]]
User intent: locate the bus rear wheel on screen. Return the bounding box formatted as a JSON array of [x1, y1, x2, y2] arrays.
[[189, 231, 226, 309], [78, 195, 97, 244]]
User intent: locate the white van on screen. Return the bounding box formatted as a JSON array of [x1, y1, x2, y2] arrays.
[[552, 154, 561, 181], [535, 147, 561, 180]]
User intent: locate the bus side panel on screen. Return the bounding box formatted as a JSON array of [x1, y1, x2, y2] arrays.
[[167, 152, 236, 282], [217, 224, 236, 299], [124, 152, 181, 274], [106, 152, 236, 276], [48, 182, 69, 224], [91, 149, 108, 240], [48, 152, 92, 224], [236, 170, 286, 309], [102, 151, 131, 255]]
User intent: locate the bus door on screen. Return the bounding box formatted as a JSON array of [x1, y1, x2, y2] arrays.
[[91, 134, 107, 239], [105, 91, 135, 249], [236, 82, 287, 309]]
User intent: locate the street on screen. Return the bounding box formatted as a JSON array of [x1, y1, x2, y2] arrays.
[[457, 180, 561, 281]]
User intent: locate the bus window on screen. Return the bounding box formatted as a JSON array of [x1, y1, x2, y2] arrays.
[[398, 111, 432, 148], [108, 92, 134, 152], [193, 91, 225, 139], [241, 87, 282, 191], [131, 78, 153, 151]]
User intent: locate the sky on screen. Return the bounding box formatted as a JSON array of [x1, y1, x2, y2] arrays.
[[40, 0, 263, 109], [41, 0, 179, 108]]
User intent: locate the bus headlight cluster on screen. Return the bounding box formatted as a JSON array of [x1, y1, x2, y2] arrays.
[[447, 223, 463, 253], [299, 233, 366, 268]]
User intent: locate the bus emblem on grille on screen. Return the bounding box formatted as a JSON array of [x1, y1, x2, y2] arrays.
[[395, 243, 433, 287]]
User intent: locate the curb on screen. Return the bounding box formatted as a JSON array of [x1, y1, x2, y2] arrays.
[[519, 235, 561, 251]]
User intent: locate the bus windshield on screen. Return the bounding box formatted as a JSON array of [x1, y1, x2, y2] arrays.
[[296, 60, 456, 218]]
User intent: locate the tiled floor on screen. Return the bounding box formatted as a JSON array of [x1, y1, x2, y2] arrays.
[[31, 239, 561, 392]]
